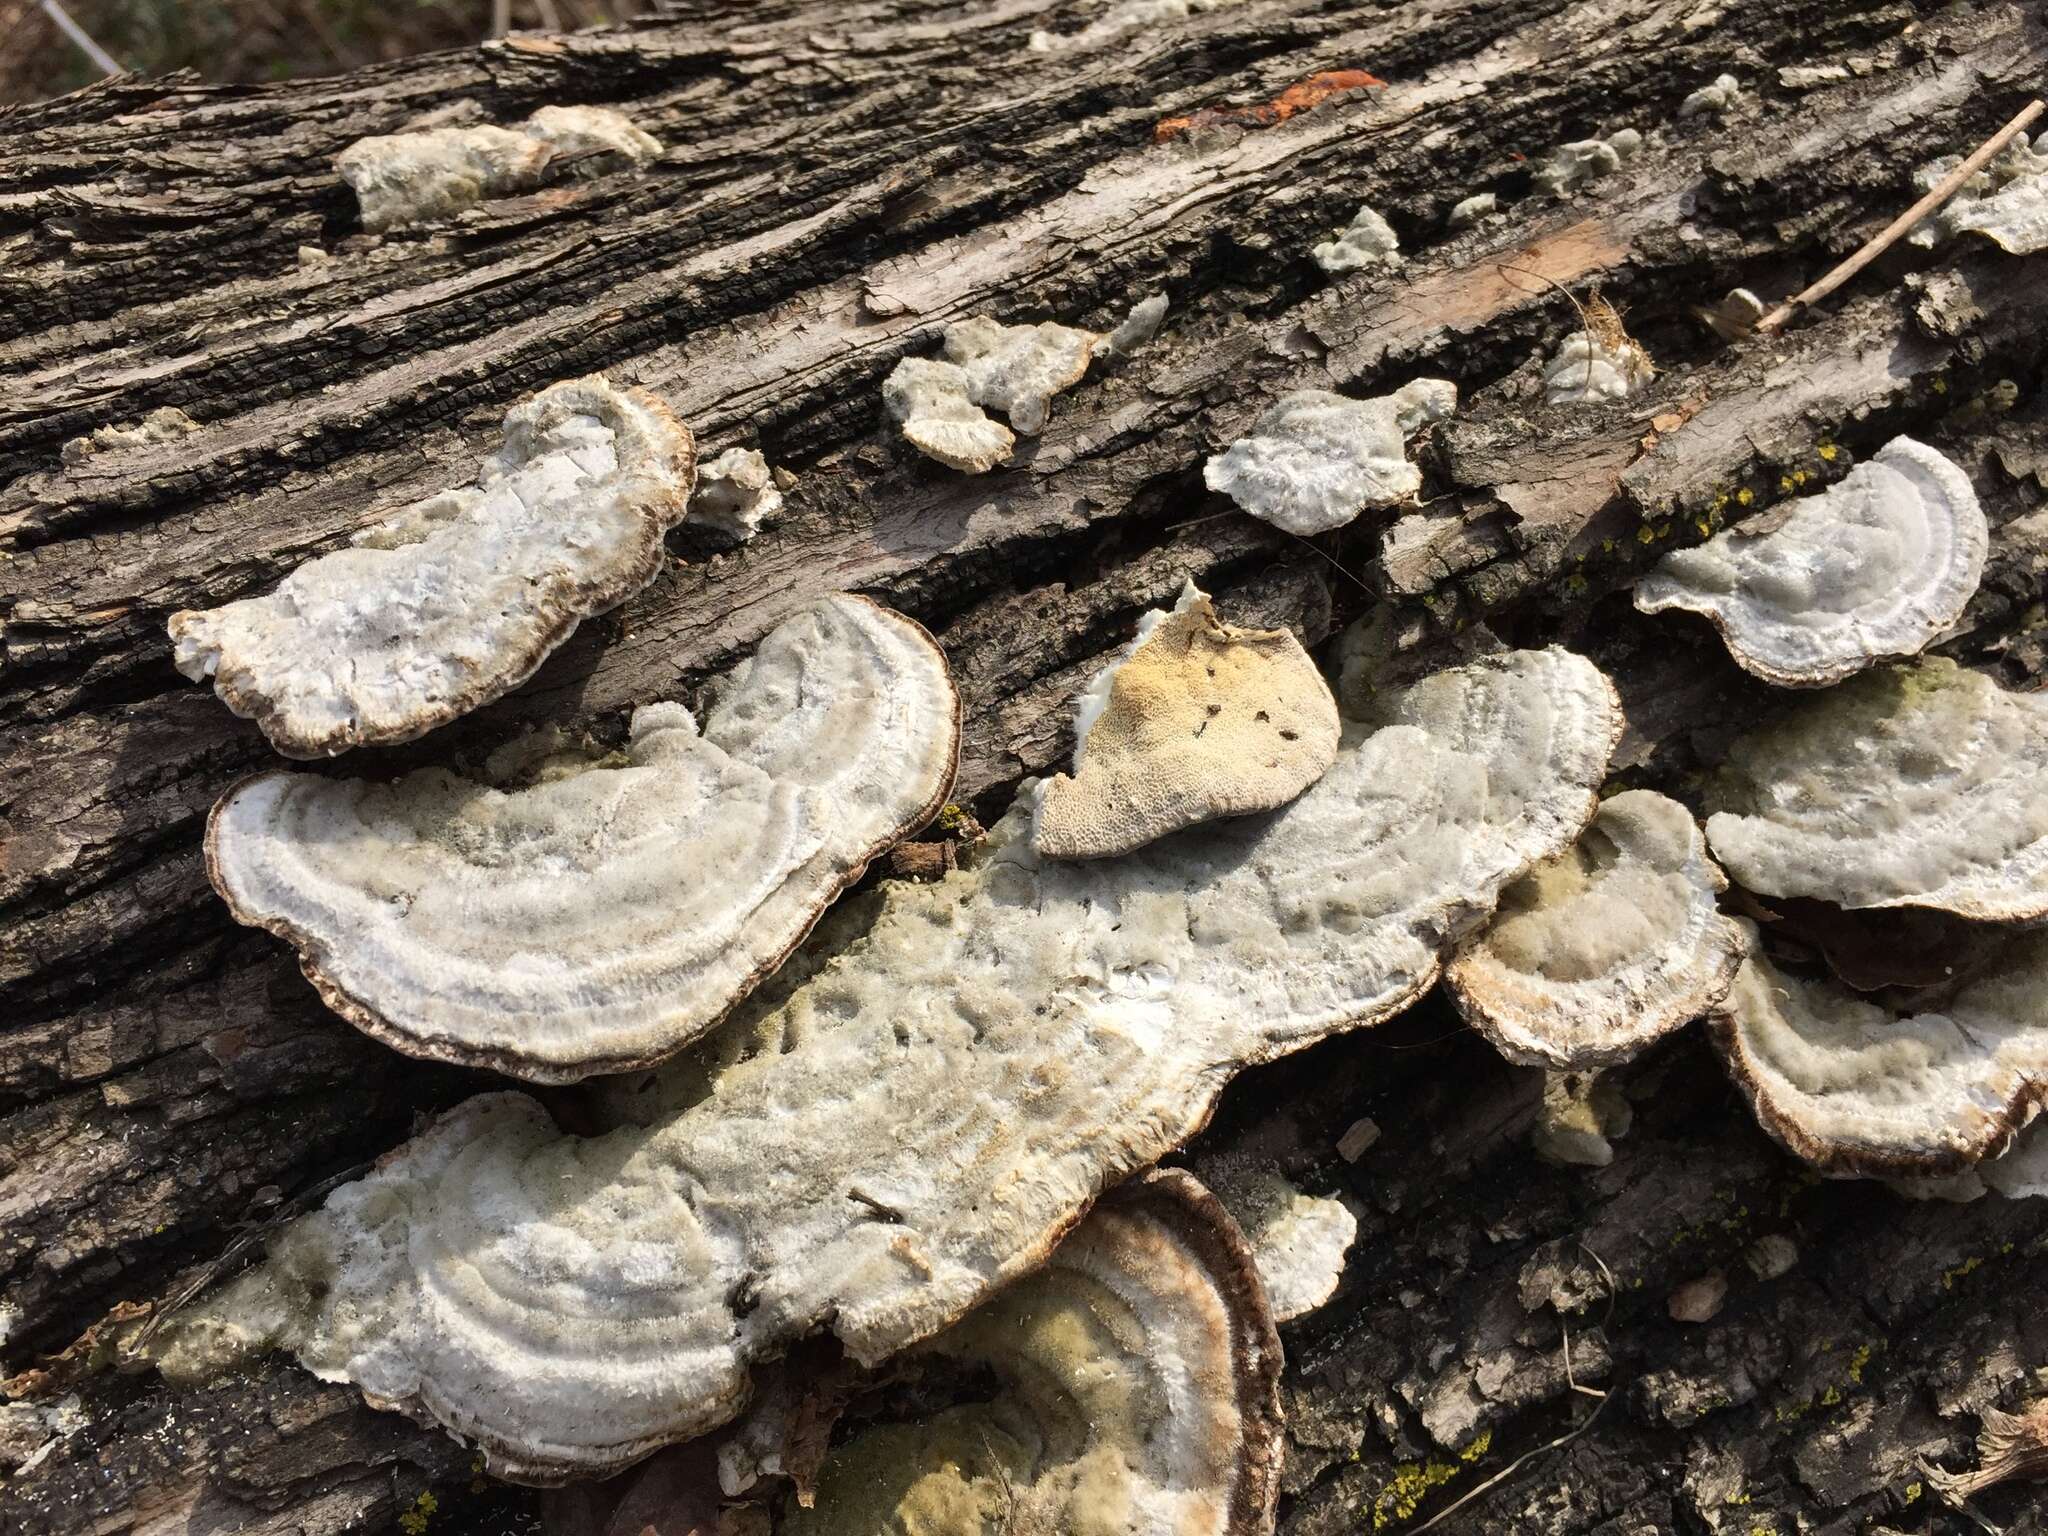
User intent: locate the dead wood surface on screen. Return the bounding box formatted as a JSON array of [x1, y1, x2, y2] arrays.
[[3, 0, 2048, 1531]]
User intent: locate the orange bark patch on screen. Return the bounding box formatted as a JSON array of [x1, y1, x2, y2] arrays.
[[1155, 69, 1386, 143]]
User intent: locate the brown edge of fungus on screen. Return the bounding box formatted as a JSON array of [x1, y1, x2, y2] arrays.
[[181, 382, 696, 760], [201, 595, 963, 1083]]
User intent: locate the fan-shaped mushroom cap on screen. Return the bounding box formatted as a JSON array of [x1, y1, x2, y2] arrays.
[[942, 315, 1100, 435], [1708, 919, 2048, 1177], [522, 105, 662, 166], [1542, 331, 1653, 405], [1447, 790, 1746, 1069], [1312, 203, 1403, 275], [1908, 132, 2048, 254], [687, 446, 782, 539], [1105, 292, 1170, 358], [1206, 1167, 1358, 1323], [882, 356, 1015, 473], [168, 377, 693, 758], [336, 124, 555, 233], [1705, 659, 2048, 921], [1203, 379, 1457, 535], [202, 594, 958, 1081], [779, 1169, 1282, 1536], [1634, 437, 1985, 687], [152, 647, 1619, 1480], [1032, 582, 1340, 859]]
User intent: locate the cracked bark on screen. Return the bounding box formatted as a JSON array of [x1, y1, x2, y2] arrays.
[[3, 0, 2047, 1531]]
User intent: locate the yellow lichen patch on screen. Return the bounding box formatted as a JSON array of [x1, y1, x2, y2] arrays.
[[1817, 440, 1839, 461], [1736, 487, 1755, 506], [1904, 1480, 1923, 1504], [1371, 1431, 1491, 1529], [398, 1491, 438, 1536], [1943, 1255, 1985, 1290]]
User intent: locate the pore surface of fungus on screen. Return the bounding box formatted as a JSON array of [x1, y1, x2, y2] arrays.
[[779, 1169, 1283, 1536], [1447, 789, 1746, 1069], [1909, 132, 2048, 254], [688, 446, 783, 540], [1634, 436, 1985, 687], [1032, 582, 1340, 859], [1709, 920, 2048, 1176], [1705, 659, 2048, 921], [153, 647, 1620, 1480], [1203, 380, 1457, 534], [942, 316, 1099, 435], [202, 595, 958, 1081], [1312, 203, 1402, 275], [169, 378, 693, 758]]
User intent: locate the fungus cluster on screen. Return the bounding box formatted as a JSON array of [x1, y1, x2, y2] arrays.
[[1634, 436, 1986, 686], [1678, 74, 1746, 119], [1532, 128, 1643, 197], [169, 376, 695, 757], [1312, 202, 1403, 275], [337, 105, 659, 232], [883, 316, 1099, 472], [1542, 319, 1653, 405], [202, 594, 959, 1080], [154, 645, 1623, 1478], [1032, 582, 1340, 859], [1204, 379, 1457, 533], [1908, 131, 2048, 254], [687, 446, 784, 540]]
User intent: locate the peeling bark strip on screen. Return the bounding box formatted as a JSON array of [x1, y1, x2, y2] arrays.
[[3, 0, 2048, 1531]]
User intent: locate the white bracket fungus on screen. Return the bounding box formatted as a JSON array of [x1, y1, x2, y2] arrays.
[[169, 376, 694, 758], [1207, 1167, 1358, 1323], [881, 355, 1014, 473], [1635, 437, 1985, 687], [337, 107, 659, 232], [687, 446, 784, 540], [1203, 379, 1458, 534], [1908, 132, 2048, 254], [1448, 192, 1498, 227], [1032, 581, 1340, 859], [1105, 291, 1170, 359], [941, 315, 1099, 435], [200, 595, 957, 1082], [1890, 1118, 2048, 1203], [1532, 128, 1643, 197], [1446, 789, 1747, 1069], [1705, 659, 2048, 921], [1709, 920, 2048, 1176], [1542, 327, 1653, 406], [781, 1169, 1283, 1536], [153, 647, 1621, 1480], [1678, 74, 1746, 118], [1312, 203, 1402, 275]]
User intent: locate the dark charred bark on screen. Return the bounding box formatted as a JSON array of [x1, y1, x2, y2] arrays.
[[3, 0, 2047, 1531]]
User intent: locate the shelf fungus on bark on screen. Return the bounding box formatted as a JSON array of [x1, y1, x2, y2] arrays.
[[1205, 1166, 1358, 1323], [1890, 1116, 2048, 1202], [1446, 790, 1747, 1070], [200, 594, 959, 1082], [883, 316, 1099, 470], [1541, 327, 1653, 406], [1532, 128, 1643, 196], [1907, 131, 2048, 255], [1311, 203, 1402, 275], [150, 647, 1620, 1481], [776, 1170, 1283, 1536], [1031, 582, 1340, 859], [337, 107, 660, 232], [1203, 379, 1457, 535], [169, 376, 695, 758], [1634, 437, 1985, 687], [1708, 919, 2048, 1177], [687, 446, 783, 540], [1705, 659, 2048, 922]]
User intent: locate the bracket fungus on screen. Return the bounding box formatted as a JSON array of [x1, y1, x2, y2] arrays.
[[1678, 74, 1746, 118], [1708, 919, 2048, 1176], [778, 1170, 1282, 1536], [1532, 1069, 1634, 1167], [942, 315, 1099, 435], [1449, 191, 1499, 227], [1704, 659, 2048, 921], [882, 355, 1014, 473], [1203, 379, 1457, 534], [1311, 203, 1402, 275], [1446, 790, 1747, 1070], [168, 377, 694, 758], [687, 446, 783, 540], [521, 105, 662, 168], [153, 647, 1620, 1479], [1542, 324, 1653, 406], [1908, 131, 2048, 254], [1532, 128, 1643, 197], [1206, 1167, 1358, 1323], [1105, 291, 1171, 359], [1032, 582, 1340, 859], [200, 594, 959, 1081], [1634, 437, 1986, 687]]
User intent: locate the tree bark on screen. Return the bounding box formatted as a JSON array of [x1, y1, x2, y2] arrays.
[[4, 0, 2047, 1531]]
